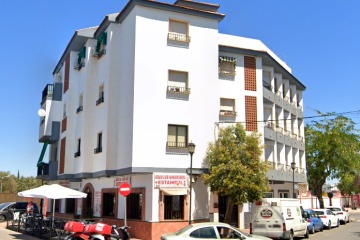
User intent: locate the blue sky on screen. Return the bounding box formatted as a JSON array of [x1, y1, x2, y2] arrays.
[[1, 0, 359, 177]]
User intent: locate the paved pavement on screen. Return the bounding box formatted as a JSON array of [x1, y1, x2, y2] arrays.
[[0, 221, 41, 240]]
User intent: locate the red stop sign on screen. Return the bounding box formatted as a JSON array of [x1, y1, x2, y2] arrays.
[[118, 182, 132, 197]]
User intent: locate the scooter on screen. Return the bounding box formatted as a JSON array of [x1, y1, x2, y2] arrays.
[[65, 221, 130, 240]]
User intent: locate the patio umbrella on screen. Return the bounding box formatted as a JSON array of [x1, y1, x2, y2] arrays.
[[18, 184, 87, 228]]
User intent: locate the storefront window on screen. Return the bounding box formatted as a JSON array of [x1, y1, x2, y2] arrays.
[[164, 195, 184, 220]]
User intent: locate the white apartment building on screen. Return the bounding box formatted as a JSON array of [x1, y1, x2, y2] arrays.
[[37, 0, 307, 239]]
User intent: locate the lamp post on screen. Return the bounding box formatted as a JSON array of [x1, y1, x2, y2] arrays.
[[188, 142, 196, 225], [0, 175, 10, 193], [291, 162, 296, 198]]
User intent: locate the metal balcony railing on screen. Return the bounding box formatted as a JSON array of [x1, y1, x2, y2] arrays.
[[167, 86, 191, 95], [42, 84, 54, 102], [263, 81, 273, 91], [166, 141, 187, 148], [74, 151, 81, 157], [76, 106, 83, 113], [219, 110, 237, 117], [96, 96, 104, 106], [94, 147, 102, 154], [167, 33, 191, 42]]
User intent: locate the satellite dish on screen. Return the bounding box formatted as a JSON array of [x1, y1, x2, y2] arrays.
[[38, 109, 46, 117]]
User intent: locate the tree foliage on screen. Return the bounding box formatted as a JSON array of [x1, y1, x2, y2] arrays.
[[305, 112, 360, 208], [0, 171, 43, 193], [203, 123, 269, 205]]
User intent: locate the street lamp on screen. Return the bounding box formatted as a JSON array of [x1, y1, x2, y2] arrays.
[[291, 162, 296, 198], [0, 175, 10, 193], [188, 142, 196, 225]]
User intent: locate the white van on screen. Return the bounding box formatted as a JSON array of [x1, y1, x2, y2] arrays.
[[250, 198, 309, 240]]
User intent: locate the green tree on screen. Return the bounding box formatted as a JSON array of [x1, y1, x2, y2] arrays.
[[305, 113, 360, 208], [16, 176, 43, 192], [203, 123, 269, 226]]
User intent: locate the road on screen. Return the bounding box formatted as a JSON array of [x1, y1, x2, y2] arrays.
[[296, 212, 360, 240]]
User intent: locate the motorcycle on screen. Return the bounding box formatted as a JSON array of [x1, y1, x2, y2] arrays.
[[64, 220, 130, 240]]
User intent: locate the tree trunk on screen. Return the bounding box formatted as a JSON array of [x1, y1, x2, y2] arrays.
[[316, 184, 325, 208], [224, 199, 234, 224]]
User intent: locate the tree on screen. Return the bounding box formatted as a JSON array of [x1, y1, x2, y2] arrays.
[[203, 123, 269, 226], [305, 112, 360, 208], [16, 176, 43, 192]]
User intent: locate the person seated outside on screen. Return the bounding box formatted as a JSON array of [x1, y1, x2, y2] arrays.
[[26, 198, 34, 215]]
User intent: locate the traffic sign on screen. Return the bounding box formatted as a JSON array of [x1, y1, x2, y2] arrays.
[[118, 182, 131, 197], [294, 184, 299, 190]]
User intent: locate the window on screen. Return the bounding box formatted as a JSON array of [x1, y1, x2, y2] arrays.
[[279, 191, 289, 198], [167, 125, 188, 148], [127, 193, 142, 220], [96, 85, 104, 105], [167, 70, 190, 94], [219, 98, 236, 117], [63, 103, 67, 119], [93, 32, 107, 58], [65, 198, 76, 213], [216, 226, 241, 239], [168, 19, 190, 42], [94, 132, 102, 153], [164, 195, 184, 220], [264, 192, 273, 198], [74, 139, 81, 157], [74, 47, 86, 70], [262, 71, 272, 91], [219, 56, 236, 76], [77, 94, 83, 113], [102, 193, 116, 217], [189, 226, 217, 239]]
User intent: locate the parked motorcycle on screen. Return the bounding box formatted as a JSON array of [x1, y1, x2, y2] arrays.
[[64, 220, 130, 240]]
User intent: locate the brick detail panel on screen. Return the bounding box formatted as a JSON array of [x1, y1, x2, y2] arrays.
[[61, 117, 67, 133], [64, 55, 70, 93], [245, 96, 257, 131], [244, 56, 256, 91], [59, 137, 66, 174]]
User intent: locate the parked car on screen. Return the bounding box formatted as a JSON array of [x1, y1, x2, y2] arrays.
[[313, 209, 340, 229], [304, 209, 324, 234], [0, 202, 39, 222], [326, 206, 350, 224], [161, 222, 272, 240]]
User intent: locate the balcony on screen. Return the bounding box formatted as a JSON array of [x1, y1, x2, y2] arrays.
[[166, 141, 187, 149], [74, 151, 81, 157], [37, 163, 49, 180], [219, 110, 237, 117], [167, 86, 191, 95], [76, 106, 83, 113], [92, 49, 106, 59], [41, 84, 54, 104], [74, 62, 85, 70], [96, 96, 104, 106], [167, 33, 191, 43], [94, 147, 102, 154], [263, 81, 273, 91]]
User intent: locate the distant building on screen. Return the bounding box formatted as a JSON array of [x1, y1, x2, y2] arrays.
[[37, 0, 307, 238]]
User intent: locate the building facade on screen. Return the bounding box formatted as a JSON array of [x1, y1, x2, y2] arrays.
[[37, 0, 307, 239]]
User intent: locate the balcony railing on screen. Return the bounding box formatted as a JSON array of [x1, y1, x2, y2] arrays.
[[263, 81, 273, 91], [291, 133, 298, 139], [265, 122, 276, 130], [166, 141, 187, 148], [167, 86, 191, 95], [74, 151, 81, 157], [283, 129, 290, 136], [167, 33, 191, 43], [42, 84, 54, 102], [219, 110, 237, 117], [219, 68, 236, 76], [275, 124, 283, 133], [96, 96, 104, 106], [74, 61, 85, 70], [92, 49, 106, 59], [94, 147, 102, 154], [37, 163, 49, 176], [76, 106, 83, 113]]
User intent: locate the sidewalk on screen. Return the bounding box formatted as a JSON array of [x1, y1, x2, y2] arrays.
[[0, 221, 41, 240]]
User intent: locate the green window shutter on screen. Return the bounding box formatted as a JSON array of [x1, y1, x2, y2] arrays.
[[96, 41, 101, 52], [37, 140, 49, 167], [102, 32, 107, 45]]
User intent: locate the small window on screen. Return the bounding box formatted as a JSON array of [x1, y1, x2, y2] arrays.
[[94, 132, 102, 153], [96, 85, 104, 105], [219, 98, 236, 117], [127, 193, 142, 220], [77, 94, 83, 113], [219, 56, 236, 76], [74, 139, 81, 157], [65, 198, 76, 213], [167, 125, 188, 148], [102, 193, 116, 217], [164, 195, 184, 220], [168, 19, 190, 42], [167, 70, 190, 94], [63, 103, 67, 118]]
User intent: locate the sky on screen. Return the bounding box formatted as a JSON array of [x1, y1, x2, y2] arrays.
[[1, 0, 360, 178]]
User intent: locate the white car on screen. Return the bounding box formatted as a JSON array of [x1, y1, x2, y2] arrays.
[[161, 222, 272, 240], [326, 206, 350, 224], [313, 209, 340, 229]]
